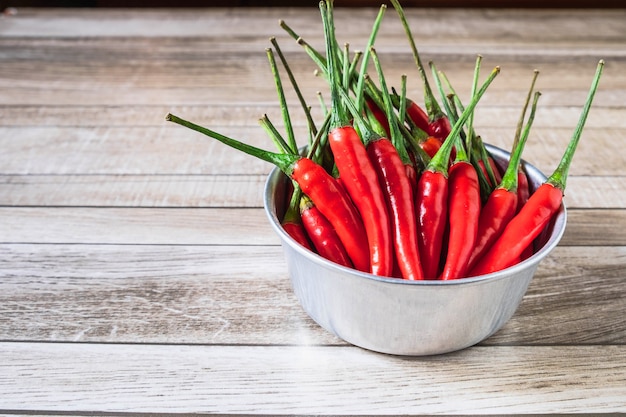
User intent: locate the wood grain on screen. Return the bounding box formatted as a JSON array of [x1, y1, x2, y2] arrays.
[[1, 7, 625, 415], [0, 342, 624, 414]]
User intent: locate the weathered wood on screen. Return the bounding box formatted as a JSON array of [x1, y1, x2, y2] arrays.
[[1, 244, 624, 345], [1, 174, 624, 208], [1, 7, 625, 415], [0, 342, 624, 414], [1, 207, 625, 245], [1, 126, 624, 176]]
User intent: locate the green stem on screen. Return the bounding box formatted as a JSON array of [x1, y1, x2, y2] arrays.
[[466, 55, 483, 160], [398, 74, 408, 126], [270, 37, 318, 137], [370, 47, 411, 164], [512, 69, 540, 150], [500, 91, 541, 192], [266, 48, 297, 154], [354, 4, 387, 114], [259, 114, 292, 154], [390, 0, 444, 121], [166, 113, 298, 174], [427, 66, 500, 174], [547, 59, 604, 190], [320, 0, 348, 128]]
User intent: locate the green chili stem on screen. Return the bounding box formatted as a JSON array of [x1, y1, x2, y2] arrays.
[[259, 114, 292, 154], [466, 55, 483, 159], [266, 48, 297, 154], [370, 47, 411, 164], [427, 66, 500, 174], [166, 113, 298, 174], [270, 37, 318, 137], [399, 74, 408, 126], [500, 91, 541, 192], [354, 4, 386, 114], [547, 59, 604, 190], [320, 0, 348, 128], [512, 69, 540, 150], [390, 0, 444, 121]]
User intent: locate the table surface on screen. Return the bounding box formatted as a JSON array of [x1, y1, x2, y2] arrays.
[[1, 5, 625, 415]]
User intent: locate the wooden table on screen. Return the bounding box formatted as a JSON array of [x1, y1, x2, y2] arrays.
[[1, 5, 625, 415]]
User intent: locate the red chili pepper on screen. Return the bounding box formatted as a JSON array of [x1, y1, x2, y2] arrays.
[[415, 170, 448, 279], [165, 113, 371, 273], [368, 47, 426, 280], [367, 136, 423, 280], [517, 168, 530, 212], [281, 188, 313, 250], [428, 116, 451, 141], [328, 126, 393, 276], [405, 98, 431, 135], [419, 136, 442, 158], [321, 3, 393, 277], [300, 195, 353, 268], [439, 159, 481, 280], [415, 66, 500, 279], [470, 60, 603, 276], [365, 98, 390, 138], [466, 91, 540, 272]]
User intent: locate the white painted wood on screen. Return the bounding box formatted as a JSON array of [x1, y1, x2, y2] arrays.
[[1, 7, 625, 415], [0, 342, 624, 414]]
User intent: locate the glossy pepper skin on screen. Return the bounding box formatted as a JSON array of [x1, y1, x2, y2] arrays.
[[405, 99, 430, 135], [367, 137, 424, 280], [466, 187, 518, 272], [517, 169, 530, 212], [300, 195, 353, 268], [328, 125, 393, 277], [439, 161, 481, 280], [282, 220, 313, 250], [291, 157, 370, 273], [469, 182, 563, 276], [415, 170, 448, 279]]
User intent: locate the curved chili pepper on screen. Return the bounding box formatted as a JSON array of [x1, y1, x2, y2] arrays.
[[467, 91, 541, 272], [165, 113, 371, 273], [439, 160, 481, 280], [281, 188, 313, 250], [405, 98, 430, 135], [367, 136, 424, 280], [415, 170, 448, 279], [470, 60, 603, 276], [468, 182, 563, 276], [415, 66, 501, 279], [368, 47, 425, 280], [300, 195, 353, 268], [321, 1, 393, 277], [328, 126, 393, 276], [517, 169, 530, 212]]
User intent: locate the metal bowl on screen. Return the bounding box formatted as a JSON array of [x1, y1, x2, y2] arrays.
[[263, 144, 566, 356]]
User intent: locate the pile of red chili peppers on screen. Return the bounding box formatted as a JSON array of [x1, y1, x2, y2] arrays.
[[166, 0, 604, 280]]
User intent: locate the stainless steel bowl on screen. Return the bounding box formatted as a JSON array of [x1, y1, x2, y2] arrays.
[[264, 144, 566, 356]]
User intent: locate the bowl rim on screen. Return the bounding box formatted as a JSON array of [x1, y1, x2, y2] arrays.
[[263, 143, 567, 286]]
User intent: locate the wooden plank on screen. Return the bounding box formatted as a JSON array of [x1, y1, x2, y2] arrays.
[[1, 104, 625, 130], [1, 126, 624, 176], [1, 206, 625, 245], [0, 174, 625, 209], [0, 244, 624, 345], [0, 207, 278, 245], [2, 8, 625, 44], [0, 174, 268, 208], [0, 342, 624, 414]]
